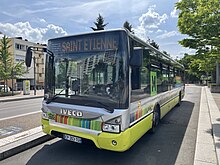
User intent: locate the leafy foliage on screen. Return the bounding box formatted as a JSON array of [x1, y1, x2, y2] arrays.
[[176, 0, 220, 50], [178, 54, 201, 82], [12, 61, 26, 78], [0, 35, 12, 82], [148, 39, 159, 49], [91, 14, 108, 31], [123, 21, 134, 33], [0, 35, 26, 92], [176, 0, 220, 82], [162, 51, 170, 56]]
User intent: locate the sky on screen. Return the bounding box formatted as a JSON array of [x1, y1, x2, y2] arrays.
[[0, 0, 194, 59]]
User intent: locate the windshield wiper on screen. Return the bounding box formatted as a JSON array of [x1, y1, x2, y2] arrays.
[[46, 88, 66, 104], [67, 94, 114, 113], [91, 100, 114, 113]]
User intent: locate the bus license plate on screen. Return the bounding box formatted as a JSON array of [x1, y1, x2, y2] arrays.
[[63, 134, 82, 144]]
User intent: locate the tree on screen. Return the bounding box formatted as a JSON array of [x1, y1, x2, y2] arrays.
[[0, 35, 26, 92], [162, 51, 170, 56], [147, 39, 159, 49], [0, 35, 12, 92], [11, 62, 26, 79], [176, 0, 220, 51], [178, 53, 201, 83], [123, 21, 134, 33], [91, 14, 108, 31], [178, 53, 216, 83], [176, 0, 220, 83]]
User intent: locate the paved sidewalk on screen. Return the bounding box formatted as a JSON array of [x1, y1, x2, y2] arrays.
[[194, 87, 220, 165], [0, 90, 44, 102]]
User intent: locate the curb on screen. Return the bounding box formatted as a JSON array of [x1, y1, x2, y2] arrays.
[[194, 87, 218, 165], [0, 127, 54, 161], [0, 96, 43, 103]]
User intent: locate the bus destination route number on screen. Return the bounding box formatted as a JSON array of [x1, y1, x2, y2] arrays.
[[63, 134, 82, 144]]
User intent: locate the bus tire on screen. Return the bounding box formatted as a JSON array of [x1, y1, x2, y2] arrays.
[[150, 105, 160, 134], [176, 92, 182, 107]]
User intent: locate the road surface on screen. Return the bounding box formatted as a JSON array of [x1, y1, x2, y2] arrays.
[[0, 98, 42, 120], [0, 98, 42, 138]]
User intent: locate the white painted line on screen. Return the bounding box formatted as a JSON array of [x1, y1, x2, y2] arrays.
[[0, 111, 41, 121], [0, 103, 41, 111]]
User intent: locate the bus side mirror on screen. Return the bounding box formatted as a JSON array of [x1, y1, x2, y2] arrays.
[[25, 47, 32, 67], [129, 49, 143, 67]]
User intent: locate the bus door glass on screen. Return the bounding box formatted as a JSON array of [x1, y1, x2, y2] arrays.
[[150, 71, 157, 96]]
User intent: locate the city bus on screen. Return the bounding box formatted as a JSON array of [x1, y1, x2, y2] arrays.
[[26, 29, 184, 152]]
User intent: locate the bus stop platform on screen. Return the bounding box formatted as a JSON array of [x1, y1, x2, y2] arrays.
[[194, 86, 220, 165]]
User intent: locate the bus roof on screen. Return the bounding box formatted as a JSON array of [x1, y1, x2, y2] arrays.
[[48, 28, 184, 69], [126, 31, 184, 69], [48, 28, 127, 41]]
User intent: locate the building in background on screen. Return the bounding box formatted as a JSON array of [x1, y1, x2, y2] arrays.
[[7, 37, 46, 90]]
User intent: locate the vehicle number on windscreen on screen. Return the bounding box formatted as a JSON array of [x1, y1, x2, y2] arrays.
[[63, 134, 82, 143]]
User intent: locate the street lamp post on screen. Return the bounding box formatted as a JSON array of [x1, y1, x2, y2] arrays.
[[11, 68, 14, 96], [33, 56, 36, 95]]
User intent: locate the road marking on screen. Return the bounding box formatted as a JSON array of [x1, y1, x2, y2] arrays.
[[0, 126, 23, 137], [0, 111, 41, 121], [0, 104, 41, 111], [0, 100, 42, 111]]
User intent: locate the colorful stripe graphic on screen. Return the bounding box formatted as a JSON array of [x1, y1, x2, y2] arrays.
[[48, 113, 101, 131], [130, 103, 153, 123]]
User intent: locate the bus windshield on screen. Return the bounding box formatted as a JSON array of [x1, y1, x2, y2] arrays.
[[45, 31, 129, 110]]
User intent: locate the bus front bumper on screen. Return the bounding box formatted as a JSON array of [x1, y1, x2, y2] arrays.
[[42, 119, 131, 152]]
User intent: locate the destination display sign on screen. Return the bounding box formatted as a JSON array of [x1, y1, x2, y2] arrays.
[[61, 37, 119, 53], [48, 31, 125, 55]]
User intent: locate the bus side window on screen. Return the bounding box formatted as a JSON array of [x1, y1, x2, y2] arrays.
[[131, 66, 151, 102], [131, 49, 150, 103], [131, 67, 140, 90], [174, 69, 182, 87], [161, 66, 169, 92], [169, 67, 174, 89]]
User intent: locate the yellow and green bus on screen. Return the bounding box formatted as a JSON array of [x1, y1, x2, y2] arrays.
[[26, 29, 184, 152]]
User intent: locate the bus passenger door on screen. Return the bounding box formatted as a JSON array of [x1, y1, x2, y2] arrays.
[[150, 71, 157, 96]]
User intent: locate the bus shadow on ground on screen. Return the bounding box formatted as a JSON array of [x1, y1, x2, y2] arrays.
[[26, 101, 194, 165]]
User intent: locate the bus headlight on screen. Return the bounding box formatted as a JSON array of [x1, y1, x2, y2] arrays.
[[102, 116, 121, 133], [102, 124, 120, 133]]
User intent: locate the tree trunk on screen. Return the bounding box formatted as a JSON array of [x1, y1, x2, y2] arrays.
[[216, 62, 220, 84], [4, 79, 6, 93]]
